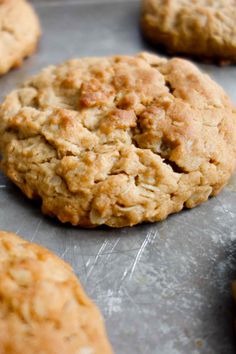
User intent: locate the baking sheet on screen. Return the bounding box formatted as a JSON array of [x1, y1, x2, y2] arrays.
[[1, 0, 236, 353]]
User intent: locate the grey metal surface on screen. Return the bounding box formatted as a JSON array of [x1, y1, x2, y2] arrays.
[[0, 0, 236, 353]]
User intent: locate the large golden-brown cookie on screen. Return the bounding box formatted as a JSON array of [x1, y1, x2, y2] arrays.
[[0, 230, 112, 354], [0, 0, 40, 75], [141, 0, 236, 63], [0, 52, 236, 227]]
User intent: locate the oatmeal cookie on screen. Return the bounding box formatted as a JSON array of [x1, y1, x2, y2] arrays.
[[0, 230, 112, 354], [0, 0, 40, 75], [141, 0, 236, 63], [0, 52, 235, 227]]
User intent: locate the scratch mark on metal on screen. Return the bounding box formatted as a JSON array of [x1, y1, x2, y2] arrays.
[[102, 247, 142, 255], [77, 241, 87, 280], [122, 287, 140, 308], [86, 258, 91, 267], [60, 247, 69, 259], [15, 221, 25, 235], [118, 266, 130, 290], [30, 219, 42, 242], [105, 237, 120, 262], [87, 239, 109, 278], [129, 232, 152, 280], [91, 269, 116, 292]]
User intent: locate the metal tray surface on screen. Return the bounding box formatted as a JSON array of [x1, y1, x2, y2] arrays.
[[1, 1, 236, 353]]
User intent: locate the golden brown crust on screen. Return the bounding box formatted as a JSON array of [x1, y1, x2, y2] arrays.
[[0, 52, 236, 227], [0, 230, 113, 354], [0, 0, 40, 75], [141, 0, 236, 63]]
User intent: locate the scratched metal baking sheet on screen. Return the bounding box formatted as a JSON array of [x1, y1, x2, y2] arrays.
[[0, 0, 236, 353]]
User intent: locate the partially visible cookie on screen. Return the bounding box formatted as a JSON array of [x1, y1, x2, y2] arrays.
[[141, 0, 236, 63], [0, 0, 40, 75], [0, 52, 236, 228], [0, 230, 112, 354]]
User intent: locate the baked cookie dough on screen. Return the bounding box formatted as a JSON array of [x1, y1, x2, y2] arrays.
[[0, 230, 113, 354], [0, 52, 236, 227], [0, 0, 40, 75], [141, 0, 236, 63]]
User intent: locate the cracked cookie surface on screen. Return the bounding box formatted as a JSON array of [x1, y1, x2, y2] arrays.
[[0, 230, 112, 354], [0, 0, 40, 75], [141, 0, 236, 63], [0, 52, 236, 227]]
